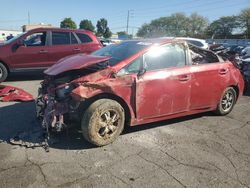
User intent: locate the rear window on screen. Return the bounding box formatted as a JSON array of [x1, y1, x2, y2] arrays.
[[52, 32, 70, 45], [76, 33, 92, 43]]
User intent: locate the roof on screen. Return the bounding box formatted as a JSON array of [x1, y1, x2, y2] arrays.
[[120, 38, 185, 46], [27, 27, 93, 34]]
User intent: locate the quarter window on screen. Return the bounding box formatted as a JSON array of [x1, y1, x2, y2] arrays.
[[188, 44, 219, 64], [117, 57, 141, 76], [52, 32, 70, 45], [144, 44, 186, 71], [76, 33, 92, 43]]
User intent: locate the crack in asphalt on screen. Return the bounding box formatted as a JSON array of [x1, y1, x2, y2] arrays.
[[107, 170, 132, 188], [239, 121, 250, 129], [56, 174, 92, 188], [163, 150, 215, 172], [229, 143, 250, 159], [138, 154, 187, 188], [24, 149, 49, 187], [204, 139, 249, 188]]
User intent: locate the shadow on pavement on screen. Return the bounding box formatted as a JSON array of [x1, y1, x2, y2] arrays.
[[243, 88, 250, 96], [6, 71, 45, 82], [0, 101, 210, 151]]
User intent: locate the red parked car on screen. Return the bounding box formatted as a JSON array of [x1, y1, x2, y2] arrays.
[[0, 28, 102, 82], [37, 39, 244, 146]]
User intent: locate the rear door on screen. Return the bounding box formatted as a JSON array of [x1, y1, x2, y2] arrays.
[[136, 44, 192, 120], [188, 44, 231, 109], [47, 31, 81, 66], [10, 31, 50, 69]]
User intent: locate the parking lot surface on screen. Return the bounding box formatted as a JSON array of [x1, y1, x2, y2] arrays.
[[0, 74, 250, 188]]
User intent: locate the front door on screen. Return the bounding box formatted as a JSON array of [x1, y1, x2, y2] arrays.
[[136, 44, 191, 120], [10, 31, 49, 69]]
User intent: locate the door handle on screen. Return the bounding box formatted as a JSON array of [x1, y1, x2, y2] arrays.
[[219, 68, 228, 75], [178, 75, 191, 81], [39, 50, 48, 54], [73, 48, 81, 52]]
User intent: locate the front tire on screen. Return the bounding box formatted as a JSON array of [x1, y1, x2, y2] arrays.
[[215, 87, 236, 115], [0, 63, 8, 82], [81, 99, 125, 146]]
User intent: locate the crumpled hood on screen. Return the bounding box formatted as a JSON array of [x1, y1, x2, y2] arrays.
[[44, 54, 111, 76]]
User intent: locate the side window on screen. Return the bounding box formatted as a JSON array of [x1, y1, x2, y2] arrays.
[[24, 32, 46, 46], [187, 40, 203, 48], [117, 57, 141, 76], [188, 44, 219, 64], [144, 44, 186, 71], [71, 33, 78, 44], [52, 32, 70, 45], [76, 33, 92, 43]]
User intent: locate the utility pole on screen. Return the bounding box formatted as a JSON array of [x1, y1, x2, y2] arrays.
[[126, 10, 134, 34], [28, 11, 30, 24], [126, 10, 130, 34]]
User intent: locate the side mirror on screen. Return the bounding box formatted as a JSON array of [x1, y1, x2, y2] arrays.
[[137, 68, 146, 78], [12, 39, 25, 52], [16, 39, 24, 47]]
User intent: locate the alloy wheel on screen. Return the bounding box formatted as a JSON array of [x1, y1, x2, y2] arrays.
[[221, 90, 234, 112], [97, 110, 120, 139]]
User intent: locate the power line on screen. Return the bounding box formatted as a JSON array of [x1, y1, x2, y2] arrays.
[[0, 19, 27, 23], [132, 0, 232, 18]]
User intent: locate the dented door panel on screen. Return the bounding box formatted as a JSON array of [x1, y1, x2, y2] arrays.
[[136, 66, 191, 120]]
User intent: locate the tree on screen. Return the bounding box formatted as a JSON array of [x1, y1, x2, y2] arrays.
[[79, 19, 95, 32], [117, 31, 133, 39], [238, 8, 250, 38], [137, 13, 206, 38], [60, 18, 77, 29], [117, 31, 127, 36], [188, 13, 209, 38], [137, 23, 153, 38], [96, 18, 112, 38], [206, 16, 239, 39]]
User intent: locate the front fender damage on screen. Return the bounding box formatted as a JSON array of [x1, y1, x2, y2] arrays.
[[36, 80, 114, 133]]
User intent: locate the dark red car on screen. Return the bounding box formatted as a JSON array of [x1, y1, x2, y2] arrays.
[[37, 39, 244, 146], [0, 28, 102, 82]]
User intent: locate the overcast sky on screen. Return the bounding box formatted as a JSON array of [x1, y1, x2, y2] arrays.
[[0, 0, 249, 34]]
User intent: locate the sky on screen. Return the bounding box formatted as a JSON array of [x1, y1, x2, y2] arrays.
[[0, 0, 250, 34]]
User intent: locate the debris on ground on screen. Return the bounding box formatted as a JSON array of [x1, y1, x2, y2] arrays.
[[9, 126, 50, 152], [0, 85, 34, 102]]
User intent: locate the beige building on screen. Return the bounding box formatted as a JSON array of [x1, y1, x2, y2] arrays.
[[22, 23, 53, 32]]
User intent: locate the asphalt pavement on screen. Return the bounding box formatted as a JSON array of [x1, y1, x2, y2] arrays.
[[0, 73, 250, 188]]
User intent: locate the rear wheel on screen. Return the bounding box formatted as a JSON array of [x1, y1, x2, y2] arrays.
[[0, 63, 8, 82], [215, 87, 236, 115], [81, 99, 125, 146]]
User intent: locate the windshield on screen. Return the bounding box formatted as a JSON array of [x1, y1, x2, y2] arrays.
[[3, 32, 27, 45], [92, 41, 152, 66]]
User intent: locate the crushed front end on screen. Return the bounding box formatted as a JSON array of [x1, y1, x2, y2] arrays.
[[36, 54, 112, 136], [36, 75, 80, 133]]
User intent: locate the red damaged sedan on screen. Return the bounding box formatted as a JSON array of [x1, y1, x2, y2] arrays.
[[37, 39, 244, 146]]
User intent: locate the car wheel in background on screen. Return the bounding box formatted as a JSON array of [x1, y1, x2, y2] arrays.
[[0, 62, 8, 82]]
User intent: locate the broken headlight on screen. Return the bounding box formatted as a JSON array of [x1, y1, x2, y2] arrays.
[[55, 84, 75, 101]]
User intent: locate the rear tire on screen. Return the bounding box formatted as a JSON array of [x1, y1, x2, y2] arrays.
[[214, 87, 236, 115], [0, 63, 8, 82], [81, 99, 125, 146]]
